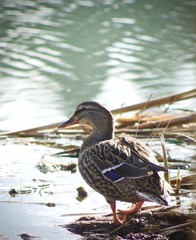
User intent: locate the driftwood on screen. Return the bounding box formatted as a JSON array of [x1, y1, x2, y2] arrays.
[[118, 113, 196, 129], [112, 88, 196, 115], [0, 88, 195, 137]]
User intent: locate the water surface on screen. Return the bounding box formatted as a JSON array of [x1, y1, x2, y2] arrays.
[[0, 0, 195, 131], [0, 0, 195, 239]]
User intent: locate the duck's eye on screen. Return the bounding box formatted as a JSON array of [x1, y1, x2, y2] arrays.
[[75, 107, 87, 115]]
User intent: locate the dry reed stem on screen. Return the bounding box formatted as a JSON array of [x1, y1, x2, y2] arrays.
[[134, 93, 153, 137], [175, 167, 182, 194], [126, 113, 196, 129], [0, 89, 195, 137], [160, 134, 170, 183]]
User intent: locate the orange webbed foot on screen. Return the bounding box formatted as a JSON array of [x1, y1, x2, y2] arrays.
[[118, 201, 144, 222]]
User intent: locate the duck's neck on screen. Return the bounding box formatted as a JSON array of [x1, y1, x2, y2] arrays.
[[80, 119, 114, 153]]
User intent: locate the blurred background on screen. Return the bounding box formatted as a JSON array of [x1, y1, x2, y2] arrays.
[[0, 0, 195, 130]]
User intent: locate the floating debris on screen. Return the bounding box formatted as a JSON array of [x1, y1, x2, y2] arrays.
[[8, 183, 51, 197], [46, 202, 56, 207], [36, 156, 77, 173], [76, 186, 88, 201], [59, 162, 77, 173], [18, 233, 37, 240], [9, 187, 35, 196]]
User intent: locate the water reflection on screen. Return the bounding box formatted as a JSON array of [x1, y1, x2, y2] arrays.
[[96, 77, 141, 109], [0, 0, 195, 131]]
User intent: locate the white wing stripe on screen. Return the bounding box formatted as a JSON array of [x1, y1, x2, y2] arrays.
[[102, 162, 124, 174]]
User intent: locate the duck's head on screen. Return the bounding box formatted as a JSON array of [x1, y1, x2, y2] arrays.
[[58, 101, 114, 131]]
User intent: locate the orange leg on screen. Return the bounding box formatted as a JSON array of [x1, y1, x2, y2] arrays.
[[118, 201, 144, 222], [109, 201, 122, 225]]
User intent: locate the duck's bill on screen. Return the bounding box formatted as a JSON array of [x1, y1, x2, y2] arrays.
[[58, 116, 78, 129]]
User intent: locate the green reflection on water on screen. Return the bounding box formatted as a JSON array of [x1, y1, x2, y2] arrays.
[[0, 0, 195, 128]]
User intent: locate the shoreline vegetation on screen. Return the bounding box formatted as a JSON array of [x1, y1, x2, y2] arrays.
[[1, 88, 196, 240]]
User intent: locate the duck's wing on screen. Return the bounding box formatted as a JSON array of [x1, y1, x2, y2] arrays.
[[91, 137, 167, 180]]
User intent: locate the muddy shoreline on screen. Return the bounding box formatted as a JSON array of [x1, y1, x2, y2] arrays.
[[63, 206, 196, 240]]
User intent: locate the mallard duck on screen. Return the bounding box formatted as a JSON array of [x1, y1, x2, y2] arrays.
[[58, 101, 172, 224]]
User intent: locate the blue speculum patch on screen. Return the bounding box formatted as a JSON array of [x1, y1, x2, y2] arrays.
[[104, 169, 123, 182]]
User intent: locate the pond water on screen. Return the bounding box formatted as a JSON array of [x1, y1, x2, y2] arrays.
[[0, 0, 195, 239], [0, 0, 195, 131]]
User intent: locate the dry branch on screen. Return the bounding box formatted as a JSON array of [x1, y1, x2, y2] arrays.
[[0, 89, 195, 137], [125, 113, 196, 129], [112, 88, 196, 115]]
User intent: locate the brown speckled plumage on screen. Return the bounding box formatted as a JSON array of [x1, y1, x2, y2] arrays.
[[58, 101, 173, 224]]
